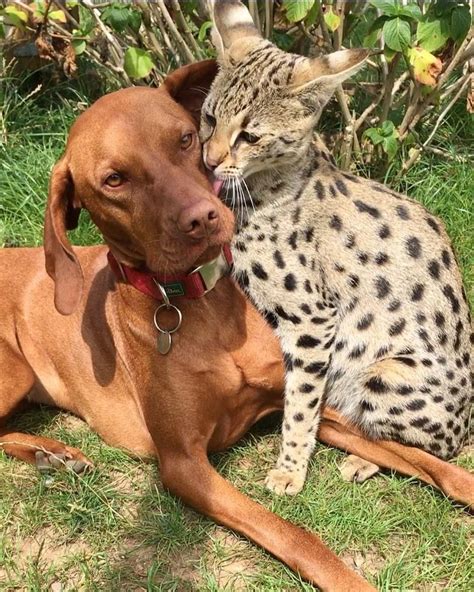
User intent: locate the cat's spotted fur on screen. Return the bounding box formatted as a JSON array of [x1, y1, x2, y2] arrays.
[[201, 0, 473, 495]]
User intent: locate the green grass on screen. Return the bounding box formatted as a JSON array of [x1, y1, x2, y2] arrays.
[[0, 81, 473, 591]]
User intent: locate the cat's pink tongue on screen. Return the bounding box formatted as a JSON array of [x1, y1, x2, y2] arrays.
[[212, 179, 224, 196]]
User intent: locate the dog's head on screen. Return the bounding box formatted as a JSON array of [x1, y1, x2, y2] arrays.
[[44, 60, 234, 315]]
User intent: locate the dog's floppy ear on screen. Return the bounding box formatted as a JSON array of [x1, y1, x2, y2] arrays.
[[163, 59, 218, 123], [43, 157, 83, 315]]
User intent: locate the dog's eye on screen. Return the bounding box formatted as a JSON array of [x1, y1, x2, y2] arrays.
[[238, 131, 260, 144], [181, 133, 193, 150], [205, 113, 216, 128], [105, 173, 123, 187]]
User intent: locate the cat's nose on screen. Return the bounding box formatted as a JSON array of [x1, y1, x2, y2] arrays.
[[204, 145, 226, 171], [205, 155, 219, 171]]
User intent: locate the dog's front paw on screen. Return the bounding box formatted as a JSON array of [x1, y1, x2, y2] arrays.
[[265, 468, 305, 495]]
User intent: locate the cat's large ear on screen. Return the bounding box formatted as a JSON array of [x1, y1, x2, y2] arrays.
[[290, 49, 369, 104], [210, 0, 262, 65]]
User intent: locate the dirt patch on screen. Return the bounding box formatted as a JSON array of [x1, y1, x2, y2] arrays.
[[205, 529, 259, 591], [341, 548, 386, 578]]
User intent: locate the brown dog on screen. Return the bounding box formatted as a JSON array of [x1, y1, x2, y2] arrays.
[[0, 61, 472, 592]]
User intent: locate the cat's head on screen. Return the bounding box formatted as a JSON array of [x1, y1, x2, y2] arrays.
[[201, 0, 368, 183]]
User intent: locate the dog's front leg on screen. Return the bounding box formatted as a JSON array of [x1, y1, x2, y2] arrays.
[[158, 448, 375, 592]]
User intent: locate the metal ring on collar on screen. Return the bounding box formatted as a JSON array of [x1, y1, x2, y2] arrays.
[[152, 278, 171, 306], [153, 303, 182, 334]]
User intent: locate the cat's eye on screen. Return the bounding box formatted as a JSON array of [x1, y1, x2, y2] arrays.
[[205, 113, 216, 128], [105, 172, 124, 188], [181, 133, 194, 150], [238, 130, 260, 144]]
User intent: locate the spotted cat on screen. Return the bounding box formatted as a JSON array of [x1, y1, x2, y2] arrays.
[[201, 0, 473, 495]]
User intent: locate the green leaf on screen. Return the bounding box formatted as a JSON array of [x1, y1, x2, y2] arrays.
[[272, 29, 295, 51], [450, 6, 471, 41], [3, 5, 28, 28], [283, 0, 315, 23], [324, 7, 341, 32], [364, 128, 384, 145], [369, 1, 399, 17], [198, 20, 212, 42], [66, 0, 78, 8], [382, 135, 398, 160], [368, 14, 391, 34], [78, 5, 95, 36], [72, 38, 86, 56], [383, 17, 411, 52], [363, 28, 381, 48], [305, 1, 319, 27], [49, 9, 67, 23], [417, 16, 450, 52], [0, 22, 5, 39], [124, 47, 154, 79], [102, 5, 130, 33], [127, 9, 142, 34], [380, 120, 397, 137], [397, 4, 422, 21]]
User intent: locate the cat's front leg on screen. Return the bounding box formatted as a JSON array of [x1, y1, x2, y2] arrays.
[[265, 329, 332, 495]]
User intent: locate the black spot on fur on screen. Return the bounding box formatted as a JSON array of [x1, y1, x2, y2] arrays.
[[360, 400, 376, 412], [442, 284, 460, 314], [345, 233, 356, 249], [375, 252, 389, 265], [304, 279, 313, 294], [410, 416, 429, 428], [273, 250, 285, 269], [411, 283, 425, 302], [300, 383, 315, 393], [357, 313, 374, 330], [379, 224, 391, 239], [354, 200, 380, 218], [308, 397, 319, 409], [358, 251, 369, 264], [335, 179, 348, 196], [389, 318, 406, 336], [348, 274, 360, 288], [304, 361, 327, 376], [434, 311, 445, 327], [299, 254, 307, 266], [365, 376, 390, 393], [304, 227, 315, 242], [406, 236, 422, 258], [329, 214, 342, 231], [349, 344, 367, 359], [300, 303, 311, 315], [398, 385, 414, 395], [314, 180, 326, 200], [407, 399, 426, 411], [288, 231, 298, 250], [441, 250, 451, 269], [275, 306, 301, 324], [389, 406, 403, 415], [284, 273, 297, 291], [394, 356, 416, 367], [428, 260, 441, 280], [251, 262, 268, 280], [297, 334, 321, 348], [234, 241, 247, 252], [388, 299, 401, 312], [375, 276, 391, 299], [294, 413, 304, 422], [426, 217, 441, 234], [396, 205, 410, 220]]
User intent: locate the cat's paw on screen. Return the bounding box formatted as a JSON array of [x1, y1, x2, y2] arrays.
[[339, 454, 379, 483], [265, 468, 305, 495]]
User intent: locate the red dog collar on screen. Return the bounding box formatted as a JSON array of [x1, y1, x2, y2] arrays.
[[107, 245, 233, 301]]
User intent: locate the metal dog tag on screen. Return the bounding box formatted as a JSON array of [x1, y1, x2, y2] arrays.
[[157, 331, 172, 355]]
